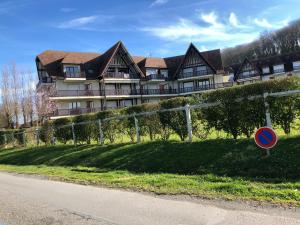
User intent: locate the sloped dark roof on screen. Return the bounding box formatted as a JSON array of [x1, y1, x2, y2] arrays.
[[36, 42, 223, 80], [97, 41, 121, 77], [37, 50, 66, 65], [37, 50, 101, 65], [164, 55, 184, 79], [201, 49, 223, 71]]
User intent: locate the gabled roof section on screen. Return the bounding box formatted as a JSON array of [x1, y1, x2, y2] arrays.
[[235, 58, 261, 80], [172, 43, 218, 79], [62, 52, 101, 64], [37, 50, 101, 65], [98, 41, 145, 78], [37, 50, 66, 65]]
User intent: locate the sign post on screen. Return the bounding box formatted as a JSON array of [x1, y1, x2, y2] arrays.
[[254, 127, 277, 156]]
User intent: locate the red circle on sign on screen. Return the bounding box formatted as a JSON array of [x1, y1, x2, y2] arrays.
[[254, 127, 277, 149]]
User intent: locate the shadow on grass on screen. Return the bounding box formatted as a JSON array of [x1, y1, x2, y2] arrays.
[[0, 136, 300, 181]]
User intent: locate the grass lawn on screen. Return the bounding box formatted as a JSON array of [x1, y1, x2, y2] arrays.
[[0, 136, 300, 205]]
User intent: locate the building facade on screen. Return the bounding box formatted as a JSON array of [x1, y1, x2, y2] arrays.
[[227, 52, 300, 84], [36, 41, 228, 119]]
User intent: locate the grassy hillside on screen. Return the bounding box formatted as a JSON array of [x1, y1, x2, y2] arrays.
[[0, 136, 300, 205]]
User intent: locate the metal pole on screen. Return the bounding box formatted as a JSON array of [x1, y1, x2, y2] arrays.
[[134, 114, 141, 143], [12, 132, 16, 147], [98, 119, 104, 145], [185, 104, 193, 142], [36, 128, 40, 146], [23, 132, 26, 147], [263, 93, 272, 128], [71, 123, 76, 146], [263, 93, 271, 156], [3, 134, 7, 149]]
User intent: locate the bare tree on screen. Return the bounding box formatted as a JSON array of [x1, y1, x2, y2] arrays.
[[10, 62, 21, 128], [1, 66, 14, 128]]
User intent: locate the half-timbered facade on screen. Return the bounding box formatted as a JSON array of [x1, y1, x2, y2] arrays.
[[228, 52, 300, 84], [36, 41, 227, 119]]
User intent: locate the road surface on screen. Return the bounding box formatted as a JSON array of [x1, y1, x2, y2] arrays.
[[0, 172, 299, 225]]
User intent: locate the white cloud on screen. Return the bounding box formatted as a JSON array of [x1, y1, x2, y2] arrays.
[[58, 16, 99, 29], [254, 18, 273, 28], [229, 12, 239, 27], [151, 0, 169, 7], [201, 11, 223, 28], [142, 12, 258, 47], [142, 11, 291, 48]]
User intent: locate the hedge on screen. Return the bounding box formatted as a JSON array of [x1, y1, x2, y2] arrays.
[[43, 77, 300, 143]]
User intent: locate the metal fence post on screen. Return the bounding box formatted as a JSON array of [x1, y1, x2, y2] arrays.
[[98, 119, 104, 145], [12, 132, 16, 147], [71, 123, 76, 146], [23, 131, 26, 147], [3, 134, 7, 148], [263, 93, 272, 128], [36, 128, 40, 146], [263, 92, 271, 156], [185, 104, 193, 142], [134, 114, 141, 143]]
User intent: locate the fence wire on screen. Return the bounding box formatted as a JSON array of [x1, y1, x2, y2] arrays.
[[1, 89, 300, 148]]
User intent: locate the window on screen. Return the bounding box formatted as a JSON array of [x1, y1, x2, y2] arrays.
[[262, 67, 270, 74], [160, 70, 168, 78], [198, 79, 210, 87], [85, 83, 92, 90], [196, 66, 207, 75], [64, 65, 81, 77], [273, 64, 284, 74], [293, 61, 300, 71], [86, 101, 94, 109], [146, 68, 158, 76], [68, 102, 80, 109]]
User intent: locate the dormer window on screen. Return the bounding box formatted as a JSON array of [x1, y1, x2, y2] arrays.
[[160, 69, 168, 78], [293, 61, 300, 71], [262, 67, 270, 74], [146, 68, 158, 76], [64, 65, 81, 78], [273, 64, 284, 74]]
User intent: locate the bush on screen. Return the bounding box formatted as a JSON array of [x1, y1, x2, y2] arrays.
[[96, 110, 121, 143], [39, 121, 54, 145], [200, 77, 300, 138], [159, 97, 198, 141], [52, 118, 72, 144], [72, 114, 96, 144]]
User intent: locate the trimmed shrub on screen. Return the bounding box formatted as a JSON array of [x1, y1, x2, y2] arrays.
[[52, 118, 72, 144], [40, 121, 54, 145]]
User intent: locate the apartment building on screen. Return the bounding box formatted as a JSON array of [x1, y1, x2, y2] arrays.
[[36, 41, 227, 119], [227, 52, 300, 84]]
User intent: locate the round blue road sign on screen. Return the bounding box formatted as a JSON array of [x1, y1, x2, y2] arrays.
[[254, 127, 277, 149]]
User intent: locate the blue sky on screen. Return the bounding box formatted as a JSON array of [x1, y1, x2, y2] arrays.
[[0, 0, 299, 73]]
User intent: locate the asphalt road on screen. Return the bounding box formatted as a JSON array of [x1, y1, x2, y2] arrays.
[[0, 172, 299, 225]]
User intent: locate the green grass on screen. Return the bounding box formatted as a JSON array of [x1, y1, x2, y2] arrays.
[[0, 136, 300, 205]]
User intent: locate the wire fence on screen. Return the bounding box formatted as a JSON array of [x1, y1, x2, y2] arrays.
[[1, 89, 300, 148]]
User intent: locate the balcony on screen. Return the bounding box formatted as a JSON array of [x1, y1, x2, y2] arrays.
[[179, 70, 213, 79], [51, 107, 101, 117], [142, 74, 166, 81], [141, 88, 178, 95], [64, 71, 86, 80], [293, 65, 300, 71], [273, 69, 285, 74], [36, 77, 53, 88], [105, 72, 138, 79], [104, 89, 140, 96], [51, 90, 102, 97], [179, 84, 215, 93]]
